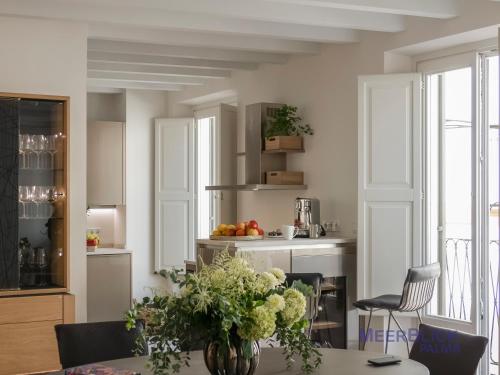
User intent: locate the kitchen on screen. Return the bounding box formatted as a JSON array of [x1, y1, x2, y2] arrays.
[[0, 2, 498, 374]]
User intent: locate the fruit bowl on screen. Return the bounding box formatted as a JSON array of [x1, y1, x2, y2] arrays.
[[211, 220, 264, 241], [209, 234, 264, 241]]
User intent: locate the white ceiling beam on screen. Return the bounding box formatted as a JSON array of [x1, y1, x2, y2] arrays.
[[88, 61, 230, 79], [0, 0, 397, 41], [89, 23, 327, 54], [74, 0, 405, 31], [265, 0, 460, 19], [87, 79, 183, 91], [87, 87, 124, 94], [88, 51, 258, 71], [88, 71, 205, 85], [88, 39, 288, 64]]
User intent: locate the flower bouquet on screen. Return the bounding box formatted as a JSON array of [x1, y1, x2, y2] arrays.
[[126, 252, 321, 375]]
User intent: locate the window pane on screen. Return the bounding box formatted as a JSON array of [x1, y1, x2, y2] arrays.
[[426, 67, 473, 322], [196, 117, 215, 239], [487, 55, 499, 372]]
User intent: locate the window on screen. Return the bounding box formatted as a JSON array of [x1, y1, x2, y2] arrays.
[[195, 112, 218, 239], [425, 66, 474, 321], [420, 50, 499, 375]]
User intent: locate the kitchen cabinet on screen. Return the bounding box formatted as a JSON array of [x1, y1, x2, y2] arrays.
[[196, 237, 356, 349], [87, 251, 132, 322], [87, 121, 125, 206]]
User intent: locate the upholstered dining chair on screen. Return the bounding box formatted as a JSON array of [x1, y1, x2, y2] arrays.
[[354, 262, 441, 354], [54, 320, 147, 368], [410, 323, 488, 375]]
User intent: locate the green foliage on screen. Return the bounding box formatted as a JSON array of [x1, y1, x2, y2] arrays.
[[266, 104, 314, 137], [126, 251, 321, 375], [290, 279, 314, 297]]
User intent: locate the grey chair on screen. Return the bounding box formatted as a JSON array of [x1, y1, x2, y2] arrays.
[[410, 323, 488, 375], [354, 262, 441, 354]]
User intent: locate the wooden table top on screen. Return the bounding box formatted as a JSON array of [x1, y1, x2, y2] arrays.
[[57, 348, 429, 375]]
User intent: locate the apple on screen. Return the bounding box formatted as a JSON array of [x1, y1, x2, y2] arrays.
[[236, 222, 246, 231], [247, 228, 259, 236], [212, 230, 221, 236], [257, 228, 264, 236], [235, 229, 246, 236], [225, 229, 236, 236], [248, 220, 259, 230]]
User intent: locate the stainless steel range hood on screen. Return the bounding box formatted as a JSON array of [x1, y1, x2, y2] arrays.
[[205, 102, 308, 192], [206, 184, 307, 191]]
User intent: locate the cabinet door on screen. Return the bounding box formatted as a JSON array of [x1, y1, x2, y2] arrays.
[[0, 320, 62, 374], [0, 98, 19, 290], [87, 254, 131, 322], [87, 121, 125, 205]]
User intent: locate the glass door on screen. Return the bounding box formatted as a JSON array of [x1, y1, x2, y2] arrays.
[[419, 52, 480, 334], [18, 98, 67, 290]]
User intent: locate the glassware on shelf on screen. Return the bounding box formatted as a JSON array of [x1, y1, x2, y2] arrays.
[[18, 185, 56, 219], [18, 133, 59, 170]]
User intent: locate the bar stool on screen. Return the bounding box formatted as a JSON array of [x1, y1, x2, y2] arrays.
[[353, 262, 441, 354]]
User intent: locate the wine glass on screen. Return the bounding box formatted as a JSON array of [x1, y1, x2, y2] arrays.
[[19, 135, 26, 169], [47, 135, 58, 169], [25, 135, 37, 169]]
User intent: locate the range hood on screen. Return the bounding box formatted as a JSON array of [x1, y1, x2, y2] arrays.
[[206, 184, 307, 191], [206, 102, 308, 192]]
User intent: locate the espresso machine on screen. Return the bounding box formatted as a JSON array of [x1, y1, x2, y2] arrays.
[[294, 197, 322, 238]]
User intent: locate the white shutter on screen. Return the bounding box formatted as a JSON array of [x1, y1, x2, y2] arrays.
[[357, 73, 422, 302], [154, 118, 195, 270]]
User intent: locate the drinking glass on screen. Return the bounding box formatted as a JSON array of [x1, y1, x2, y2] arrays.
[[33, 135, 49, 169], [25, 135, 37, 169], [19, 135, 26, 169], [19, 186, 35, 218], [47, 135, 58, 169]]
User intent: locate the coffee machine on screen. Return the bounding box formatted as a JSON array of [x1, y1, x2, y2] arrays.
[[294, 197, 321, 238]]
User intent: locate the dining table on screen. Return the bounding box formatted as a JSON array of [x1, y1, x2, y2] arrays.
[[54, 348, 429, 375]]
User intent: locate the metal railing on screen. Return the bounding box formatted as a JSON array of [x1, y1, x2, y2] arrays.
[[444, 238, 499, 367]]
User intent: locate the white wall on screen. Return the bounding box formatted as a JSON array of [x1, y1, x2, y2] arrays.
[[0, 16, 88, 321], [125, 89, 170, 299], [87, 93, 126, 123]]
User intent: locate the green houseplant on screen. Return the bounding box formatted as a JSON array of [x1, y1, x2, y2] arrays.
[[126, 252, 321, 375], [265, 105, 313, 151]]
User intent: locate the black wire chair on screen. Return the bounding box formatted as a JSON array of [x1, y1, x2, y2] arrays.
[[354, 262, 441, 354]]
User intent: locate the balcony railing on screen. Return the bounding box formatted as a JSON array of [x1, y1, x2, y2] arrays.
[[444, 238, 499, 367]]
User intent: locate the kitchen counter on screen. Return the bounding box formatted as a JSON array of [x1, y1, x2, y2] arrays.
[[196, 234, 356, 251], [86, 248, 132, 256]]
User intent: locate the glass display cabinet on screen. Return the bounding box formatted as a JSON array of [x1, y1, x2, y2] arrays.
[[0, 94, 68, 293]]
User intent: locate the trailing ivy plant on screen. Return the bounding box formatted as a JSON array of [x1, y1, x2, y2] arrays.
[[266, 105, 314, 137]]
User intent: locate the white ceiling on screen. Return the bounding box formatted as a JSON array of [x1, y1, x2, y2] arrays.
[[0, 0, 461, 92]]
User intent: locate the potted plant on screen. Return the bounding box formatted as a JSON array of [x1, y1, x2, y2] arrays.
[[265, 104, 313, 151], [126, 252, 321, 375]]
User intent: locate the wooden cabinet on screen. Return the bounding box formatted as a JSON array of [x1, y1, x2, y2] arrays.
[[87, 121, 125, 206], [0, 94, 69, 293], [0, 294, 74, 375]]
